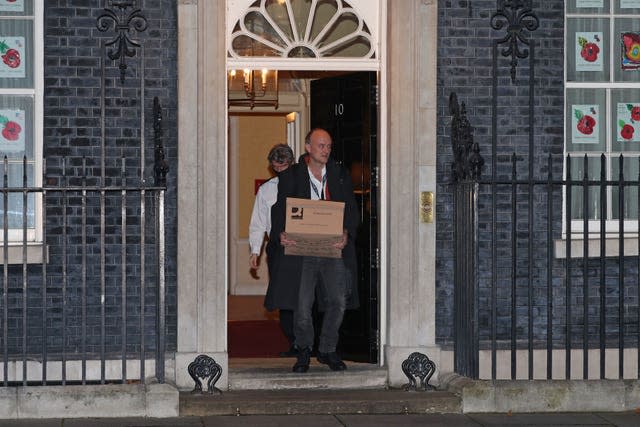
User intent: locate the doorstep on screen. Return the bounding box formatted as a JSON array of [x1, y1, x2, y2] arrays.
[[227, 358, 388, 390], [180, 358, 460, 416], [180, 388, 461, 416]]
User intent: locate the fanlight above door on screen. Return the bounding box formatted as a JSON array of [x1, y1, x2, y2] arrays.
[[228, 0, 376, 59]]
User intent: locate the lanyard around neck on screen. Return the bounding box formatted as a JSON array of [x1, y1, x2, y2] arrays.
[[310, 173, 326, 200]]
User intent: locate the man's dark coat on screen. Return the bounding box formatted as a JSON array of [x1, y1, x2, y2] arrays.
[[264, 156, 360, 312]]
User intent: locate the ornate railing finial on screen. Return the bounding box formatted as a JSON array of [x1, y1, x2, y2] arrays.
[[96, 0, 148, 83], [450, 92, 483, 182], [490, 0, 539, 83]]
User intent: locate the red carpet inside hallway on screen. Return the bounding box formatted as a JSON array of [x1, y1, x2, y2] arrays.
[[228, 319, 289, 358]]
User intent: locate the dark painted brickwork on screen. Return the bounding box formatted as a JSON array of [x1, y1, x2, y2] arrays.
[[2, 1, 177, 359], [436, 1, 566, 347]]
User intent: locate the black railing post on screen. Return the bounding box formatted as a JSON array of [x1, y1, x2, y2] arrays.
[[153, 97, 169, 187], [450, 93, 484, 379], [152, 97, 167, 383]]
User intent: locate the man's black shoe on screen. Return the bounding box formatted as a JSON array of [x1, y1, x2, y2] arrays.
[[316, 351, 347, 371], [292, 347, 311, 373], [279, 345, 298, 357]]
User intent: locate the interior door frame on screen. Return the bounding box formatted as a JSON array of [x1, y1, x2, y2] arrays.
[[227, 106, 304, 297], [226, 70, 387, 366]]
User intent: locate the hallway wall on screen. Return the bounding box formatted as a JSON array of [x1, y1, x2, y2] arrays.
[[230, 114, 287, 295]]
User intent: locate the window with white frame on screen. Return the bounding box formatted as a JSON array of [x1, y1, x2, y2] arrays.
[[565, 0, 640, 232], [0, 0, 42, 242]]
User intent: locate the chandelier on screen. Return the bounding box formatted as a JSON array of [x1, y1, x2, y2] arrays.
[[228, 69, 279, 109]]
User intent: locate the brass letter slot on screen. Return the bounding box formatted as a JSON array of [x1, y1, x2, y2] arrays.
[[420, 191, 434, 223]]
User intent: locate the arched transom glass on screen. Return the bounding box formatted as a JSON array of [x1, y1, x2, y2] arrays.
[[228, 0, 376, 59]]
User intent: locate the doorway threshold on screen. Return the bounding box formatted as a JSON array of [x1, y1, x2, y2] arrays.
[[228, 357, 387, 390]]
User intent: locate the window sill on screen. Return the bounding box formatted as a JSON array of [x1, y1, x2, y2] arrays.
[[0, 243, 47, 264], [554, 237, 639, 259]]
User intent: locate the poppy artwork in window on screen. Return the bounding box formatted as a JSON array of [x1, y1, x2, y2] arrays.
[[572, 104, 600, 144], [617, 103, 640, 142], [621, 32, 640, 71], [0, 108, 24, 152], [0, 0, 23, 13], [576, 32, 603, 72], [0, 36, 24, 78]]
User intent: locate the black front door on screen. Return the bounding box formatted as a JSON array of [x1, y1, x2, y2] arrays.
[[310, 72, 378, 363]]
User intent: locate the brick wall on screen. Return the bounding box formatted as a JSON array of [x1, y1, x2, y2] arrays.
[[436, 1, 566, 347], [2, 1, 177, 359]]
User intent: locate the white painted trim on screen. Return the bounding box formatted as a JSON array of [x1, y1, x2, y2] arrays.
[[0, 88, 38, 95], [228, 115, 238, 295], [33, 0, 43, 243], [227, 0, 379, 61], [554, 236, 640, 258], [0, 358, 165, 383], [224, 6, 231, 353], [175, 0, 231, 389], [565, 82, 640, 89], [477, 348, 640, 380], [378, 0, 387, 367], [0, 1, 44, 244], [562, 4, 640, 235], [227, 58, 380, 71]]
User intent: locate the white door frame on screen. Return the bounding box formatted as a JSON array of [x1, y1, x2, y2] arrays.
[[224, 0, 388, 365], [175, 0, 449, 391]]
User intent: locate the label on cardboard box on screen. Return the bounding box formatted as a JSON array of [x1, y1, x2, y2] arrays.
[[284, 197, 344, 258]]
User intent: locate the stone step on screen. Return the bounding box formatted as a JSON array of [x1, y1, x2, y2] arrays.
[[181, 358, 458, 416], [180, 388, 461, 416], [228, 360, 388, 390]]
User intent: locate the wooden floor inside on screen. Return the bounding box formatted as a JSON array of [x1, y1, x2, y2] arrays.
[[228, 295, 277, 321]]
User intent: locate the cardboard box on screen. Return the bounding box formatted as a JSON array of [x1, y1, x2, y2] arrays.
[[284, 197, 344, 258]]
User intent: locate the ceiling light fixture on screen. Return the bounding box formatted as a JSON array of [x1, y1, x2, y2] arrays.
[[228, 68, 279, 110]]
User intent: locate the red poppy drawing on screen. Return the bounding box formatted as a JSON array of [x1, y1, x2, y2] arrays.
[[627, 104, 640, 122], [0, 114, 21, 141], [579, 36, 600, 63], [0, 40, 20, 69], [575, 109, 596, 135], [621, 124, 634, 140], [1, 120, 20, 141], [2, 48, 19, 68], [581, 43, 600, 62]]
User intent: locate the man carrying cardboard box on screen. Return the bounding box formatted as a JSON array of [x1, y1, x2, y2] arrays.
[[267, 128, 359, 373]]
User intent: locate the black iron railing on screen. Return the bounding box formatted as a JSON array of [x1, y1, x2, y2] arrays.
[[452, 94, 640, 379], [0, 155, 167, 387], [450, 1, 640, 381]]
